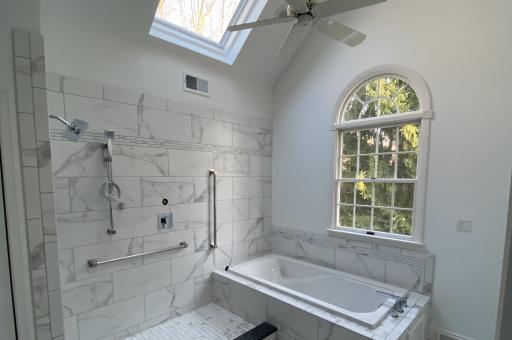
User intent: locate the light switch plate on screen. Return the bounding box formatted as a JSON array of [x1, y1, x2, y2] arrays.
[[455, 218, 472, 233], [158, 212, 173, 230]]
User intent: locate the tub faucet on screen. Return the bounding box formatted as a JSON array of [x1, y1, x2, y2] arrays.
[[376, 291, 408, 318]]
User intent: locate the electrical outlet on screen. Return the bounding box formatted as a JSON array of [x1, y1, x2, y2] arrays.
[[158, 212, 173, 230], [455, 218, 472, 233]]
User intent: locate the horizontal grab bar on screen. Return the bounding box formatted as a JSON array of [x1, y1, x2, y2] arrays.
[[87, 241, 188, 268]]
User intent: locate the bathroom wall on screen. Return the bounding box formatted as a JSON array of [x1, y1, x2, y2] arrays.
[[45, 74, 272, 339], [272, 0, 512, 339], [12, 29, 65, 340]]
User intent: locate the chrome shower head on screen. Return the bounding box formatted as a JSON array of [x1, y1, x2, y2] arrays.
[[49, 115, 89, 142]]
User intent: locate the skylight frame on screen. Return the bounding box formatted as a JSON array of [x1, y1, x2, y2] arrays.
[[150, 0, 266, 65]]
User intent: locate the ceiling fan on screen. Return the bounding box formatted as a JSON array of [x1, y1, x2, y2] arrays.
[[227, 0, 386, 57]]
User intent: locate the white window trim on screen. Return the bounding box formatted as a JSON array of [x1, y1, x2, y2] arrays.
[[328, 65, 433, 248], [149, 0, 267, 65]]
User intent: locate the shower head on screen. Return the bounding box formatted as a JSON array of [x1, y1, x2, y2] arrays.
[[49, 115, 89, 142]]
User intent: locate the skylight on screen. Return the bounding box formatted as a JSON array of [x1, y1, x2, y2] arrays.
[[150, 0, 267, 65], [155, 0, 242, 43]]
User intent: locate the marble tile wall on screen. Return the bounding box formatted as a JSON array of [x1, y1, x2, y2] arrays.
[[271, 226, 435, 294], [13, 29, 64, 340], [45, 73, 272, 339]]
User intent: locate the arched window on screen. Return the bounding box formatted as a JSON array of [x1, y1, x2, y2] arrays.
[[332, 67, 432, 244]]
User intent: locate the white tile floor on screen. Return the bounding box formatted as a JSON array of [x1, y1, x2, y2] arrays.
[[123, 304, 255, 340]]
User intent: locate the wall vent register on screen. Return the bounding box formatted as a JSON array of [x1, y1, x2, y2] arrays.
[[184, 72, 209, 96]]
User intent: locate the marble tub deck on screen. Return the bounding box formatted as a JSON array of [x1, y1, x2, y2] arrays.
[[214, 269, 430, 340], [123, 303, 255, 340]]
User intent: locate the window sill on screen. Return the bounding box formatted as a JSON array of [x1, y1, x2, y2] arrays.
[[326, 228, 426, 251]]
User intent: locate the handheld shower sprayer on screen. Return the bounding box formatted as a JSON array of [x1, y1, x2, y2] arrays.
[[49, 115, 89, 142]]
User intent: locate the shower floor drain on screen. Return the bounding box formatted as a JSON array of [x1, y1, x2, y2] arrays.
[[123, 303, 255, 340]]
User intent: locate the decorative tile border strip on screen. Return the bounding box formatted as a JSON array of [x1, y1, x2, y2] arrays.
[[272, 225, 433, 266], [50, 129, 272, 157]]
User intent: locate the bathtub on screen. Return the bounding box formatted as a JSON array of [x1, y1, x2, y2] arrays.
[[228, 254, 408, 329]]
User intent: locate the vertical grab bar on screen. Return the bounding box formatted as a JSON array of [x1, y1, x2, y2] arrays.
[[209, 169, 217, 249]]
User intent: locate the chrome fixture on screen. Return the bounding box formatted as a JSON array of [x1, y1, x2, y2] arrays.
[[87, 241, 188, 268], [102, 131, 121, 235], [376, 291, 408, 318], [49, 115, 89, 141], [209, 169, 217, 249]]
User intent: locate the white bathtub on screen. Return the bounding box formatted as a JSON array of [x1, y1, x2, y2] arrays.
[[228, 254, 408, 329]]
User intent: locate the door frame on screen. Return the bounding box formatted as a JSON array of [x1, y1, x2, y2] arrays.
[[0, 90, 36, 339]]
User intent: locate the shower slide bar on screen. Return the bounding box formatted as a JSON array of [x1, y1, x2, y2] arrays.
[[209, 169, 217, 249], [87, 241, 188, 268]]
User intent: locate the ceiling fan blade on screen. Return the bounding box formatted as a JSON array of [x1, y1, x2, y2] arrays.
[[285, 0, 310, 14], [313, 0, 386, 17], [227, 16, 297, 31], [315, 19, 366, 47], [278, 23, 313, 58]]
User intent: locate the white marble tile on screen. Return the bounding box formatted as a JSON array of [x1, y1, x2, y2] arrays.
[[58, 248, 75, 284], [169, 202, 208, 227], [268, 297, 318, 340], [32, 269, 49, 318], [113, 261, 171, 301], [48, 290, 64, 337], [165, 99, 211, 119], [114, 145, 169, 177], [144, 280, 195, 320], [233, 177, 269, 199], [249, 155, 272, 176], [295, 241, 336, 268], [62, 76, 103, 98], [141, 177, 194, 206], [217, 199, 249, 223], [335, 249, 386, 282], [169, 149, 212, 176], [37, 141, 54, 193], [33, 88, 50, 141], [65, 94, 138, 136], [213, 153, 249, 176], [233, 219, 265, 243], [30, 32, 46, 89], [230, 281, 267, 324], [143, 229, 194, 264], [19, 113, 37, 166], [54, 178, 71, 213], [270, 237, 296, 258], [248, 197, 272, 218], [217, 222, 233, 247], [41, 193, 57, 242], [193, 227, 210, 252], [250, 117, 273, 129], [103, 84, 166, 110], [15, 56, 33, 113], [77, 296, 145, 340], [195, 275, 214, 303], [193, 176, 232, 202], [60, 271, 99, 312], [44, 242, 60, 291], [318, 319, 368, 340], [248, 237, 271, 258], [233, 125, 272, 150], [13, 30, 30, 57], [73, 238, 143, 280], [36, 316, 52, 340], [27, 219, 45, 270], [63, 316, 79, 340], [23, 167, 42, 219], [69, 177, 141, 212], [113, 205, 172, 239], [385, 261, 424, 292], [52, 141, 105, 177], [56, 210, 110, 248], [213, 110, 251, 126], [139, 108, 192, 142], [191, 117, 232, 146], [171, 251, 214, 284]]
